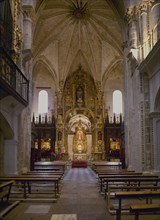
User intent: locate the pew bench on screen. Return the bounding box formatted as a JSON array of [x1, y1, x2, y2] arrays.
[[0, 181, 14, 202], [99, 175, 159, 195], [0, 200, 20, 220], [98, 173, 150, 192], [103, 176, 160, 194], [114, 190, 160, 220], [107, 185, 160, 210], [0, 175, 61, 200], [91, 161, 122, 171], [0, 180, 20, 220], [96, 169, 135, 174], [130, 203, 160, 220], [34, 161, 66, 171]]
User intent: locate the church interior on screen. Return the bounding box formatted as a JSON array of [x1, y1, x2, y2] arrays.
[[0, 0, 160, 219]]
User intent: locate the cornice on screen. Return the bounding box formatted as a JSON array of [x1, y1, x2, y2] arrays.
[[138, 39, 160, 73], [125, 0, 157, 23]]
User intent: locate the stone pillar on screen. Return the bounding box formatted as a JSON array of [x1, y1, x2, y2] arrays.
[[140, 3, 148, 44], [126, 7, 138, 49], [150, 2, 160, 46], [23, 12, 32, 49], [150, 112, 160, 173], [20, 1, 34, 172], [0, 130, 4, 175], [139, 3, 148, 58], [22, 2, 34, 50], [4, 140, 18, 175], [129, 18, 137, 49], [125, 7, 138, 66]]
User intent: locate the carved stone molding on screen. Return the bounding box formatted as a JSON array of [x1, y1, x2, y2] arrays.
[[22, 1, 34, 21], [125, 6, 137, 24], [138, 2, 148, 13], [149, 112, 160, 118]]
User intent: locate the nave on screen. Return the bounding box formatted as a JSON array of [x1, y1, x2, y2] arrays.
[[2, 167, 160, 220], [2, 168, 108, 220]]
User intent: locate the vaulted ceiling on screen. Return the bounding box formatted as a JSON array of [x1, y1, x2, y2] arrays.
[[33, 0, 124, 84]]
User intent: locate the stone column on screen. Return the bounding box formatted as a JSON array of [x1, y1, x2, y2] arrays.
[[23, 13, 32, 49], [19, 1, 34, 172], [22, 2, 34, 50], [125, 7, 138, 70], [126, 7, 138, 49], [140, 3, 148, 44], [139, 3, 148, 58], [150, 2, 160, 46], [150, 112, 160, 173], [4, 140, 18, 175], [0, 130, 4, 175]]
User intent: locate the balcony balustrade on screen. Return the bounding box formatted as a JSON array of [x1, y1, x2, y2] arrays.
[[0, 47, 29, 106]]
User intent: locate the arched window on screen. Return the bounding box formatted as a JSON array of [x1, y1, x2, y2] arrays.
[[113, 90, 122, 114], [38, 90, 48, 114]]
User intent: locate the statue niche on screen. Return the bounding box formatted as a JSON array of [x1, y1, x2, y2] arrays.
[[76, 86, 84, 107], [73, 120, 87, 154]]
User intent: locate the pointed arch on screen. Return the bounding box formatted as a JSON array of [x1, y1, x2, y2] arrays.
[[38, 90, 48, 114], [154, 88, 160, 111], [113, 90, 122, 114]]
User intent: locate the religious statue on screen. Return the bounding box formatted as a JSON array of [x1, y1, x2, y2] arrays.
[[73, 120, 87, 154], [76, 86, 84, 107], [77, 128, 83, 141]]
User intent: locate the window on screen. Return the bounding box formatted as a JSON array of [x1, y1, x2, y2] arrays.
[[38, 90, 48, 114], [113, 90, 122, 114]]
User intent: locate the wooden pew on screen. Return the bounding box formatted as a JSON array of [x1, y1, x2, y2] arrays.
[[34, 161, 66, 171], [99, 173, 159, 192], [0, 181, 20, 220], [26, 170, 64, 175], [96, 170, 135, 175], [95, 167, 134, 173], [91, 161, 122, 172], [107, 185, 160, 210], [22, 171, 64, 178], [0, 175, 61, 199], [99, 174, 159, 193], [101, 174, 159, 190], [130, 203, 160, 220], [0, 180, 14, 202], [115, 190, 160, 220]]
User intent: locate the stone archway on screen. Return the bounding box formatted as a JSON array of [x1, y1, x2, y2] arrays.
[[151, 89, 160, 172], [0, 112, 14, 174]]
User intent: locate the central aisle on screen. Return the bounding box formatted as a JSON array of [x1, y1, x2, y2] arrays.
[[52, 167, 108, 220]]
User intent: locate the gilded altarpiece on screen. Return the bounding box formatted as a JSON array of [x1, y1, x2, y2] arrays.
[[56, 67, 105, 160]]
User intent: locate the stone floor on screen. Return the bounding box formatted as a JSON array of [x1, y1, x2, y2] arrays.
[[2, 167, 160, 220]]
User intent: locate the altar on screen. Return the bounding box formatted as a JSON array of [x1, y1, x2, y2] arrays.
[[72, 120, 87, 159], [73, 153, 87, 160], [72, 160, 87, 168]]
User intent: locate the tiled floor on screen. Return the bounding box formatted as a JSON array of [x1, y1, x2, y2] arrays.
[[2, 167, 160, 220]]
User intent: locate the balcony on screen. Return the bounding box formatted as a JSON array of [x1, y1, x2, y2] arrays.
[[0, 47, 29, 106]]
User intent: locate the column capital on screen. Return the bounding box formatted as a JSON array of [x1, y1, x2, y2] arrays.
[[22, 1, 34, 20], [125, 6, 137, 24]]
